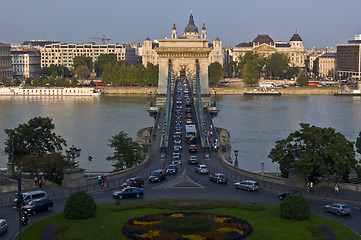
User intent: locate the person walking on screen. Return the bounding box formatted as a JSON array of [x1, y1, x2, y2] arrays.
[[104, 176, 108, 188], [306, 182, 310, 193], [41, 176, 45, 187], [334, 183, 340, 194], [34, 176, 38, 186], [98, 174, 101, 185], [309, 181, 313, 193]]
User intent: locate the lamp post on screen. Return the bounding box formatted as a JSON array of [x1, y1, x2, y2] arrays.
[[120, 153, 124, 169], [133, 148, 138, 166], [66, 145, 81, 168], [234, 149, 239, 168]]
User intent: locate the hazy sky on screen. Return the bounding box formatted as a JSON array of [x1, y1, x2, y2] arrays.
[[1, 0, 360, 48]]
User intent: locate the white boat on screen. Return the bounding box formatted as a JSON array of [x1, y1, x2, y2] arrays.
[[0, 87, 102, 96]]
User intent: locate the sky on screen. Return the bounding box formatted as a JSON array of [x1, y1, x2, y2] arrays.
[[1, 0, 360, 49]]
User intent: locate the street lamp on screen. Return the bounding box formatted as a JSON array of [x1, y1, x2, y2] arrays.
[[66, 145, 81, 167], [234, 149, 239, 168], [133, 148, 138, 166], [120, 153, 124, 169]]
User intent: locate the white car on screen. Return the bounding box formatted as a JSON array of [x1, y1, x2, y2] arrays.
[[0, 219, 8, 235], [234, 180, 259, 191], [195, 164, 209, 174]]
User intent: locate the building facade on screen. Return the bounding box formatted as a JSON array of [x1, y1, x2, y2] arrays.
[[0, 42, 13, 80], [232, 34, 306, 68], [11, 50, 41, 78], [142, 13, 224, 95], [313, 52, 336, 78], [41, 43, 138, 69], [336, 34, 361, 80]]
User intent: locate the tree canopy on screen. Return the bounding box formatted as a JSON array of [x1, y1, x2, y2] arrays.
[[94, 53, 118, 77], [106, 131, 142, 171], [208, 62, 225, 84], [39, 65, 72, 78], [4, 117, 70, 179], [296, 74, 309, 86], [268, 123, 357, 182], [72, 56, 92, 72]]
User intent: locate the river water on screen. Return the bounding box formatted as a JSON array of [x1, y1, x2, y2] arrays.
[[1, 94, 361, 172]]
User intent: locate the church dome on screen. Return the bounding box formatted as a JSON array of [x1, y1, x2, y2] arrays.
[[290, 33, 303, 41], [184, 13, 199, 33], [253, 35, 274, 45]]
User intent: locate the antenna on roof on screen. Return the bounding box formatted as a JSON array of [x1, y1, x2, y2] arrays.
[[295, 28, 298, 34]]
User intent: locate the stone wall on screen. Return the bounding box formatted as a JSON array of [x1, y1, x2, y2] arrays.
[[210, 87, 339, 95], [99, 86, 157, 95]]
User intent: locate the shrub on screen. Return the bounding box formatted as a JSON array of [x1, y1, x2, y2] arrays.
[[280, 195, 310, 220], [64, 191, 96, 219]]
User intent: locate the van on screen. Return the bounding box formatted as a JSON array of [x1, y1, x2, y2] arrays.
[[13, 190, 46, 206]]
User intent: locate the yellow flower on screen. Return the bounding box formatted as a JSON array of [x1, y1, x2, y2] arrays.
[[170, 213, 184, 218], [214, 217, 231, 223], [182, 234, 206, 240], [136, 230, 160, 238], [133, 220, 160, 225], [178, 201, 191, 205], [217, 227, 244, 234]]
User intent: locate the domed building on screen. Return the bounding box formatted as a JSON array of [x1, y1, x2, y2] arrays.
[[232, 33, 306, 68], [142, 13, 224, 95]]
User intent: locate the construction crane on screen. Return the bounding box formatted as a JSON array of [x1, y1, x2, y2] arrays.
[[89, 34, 110, 44]]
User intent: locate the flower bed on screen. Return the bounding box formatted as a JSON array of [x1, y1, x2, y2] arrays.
[[122, 212, 253, 240]]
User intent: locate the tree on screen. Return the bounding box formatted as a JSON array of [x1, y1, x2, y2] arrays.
[[119, 63, 128, 84], [75, 65, 91, 79], [242, 62, 259, 86], [94, 53, 117, 77], [48, 76, 55, 85], [297, 74, 309, 86], [71, 77, 78, 86], [266, 53, 290, 79], [268, 123, 356, 182], [208, 62, 225, 84], [4, 117, 67, 161], [72, 56, 92, 72], [101, 63, 113, 84], [106, 131, 142, 171], [127, 65, 138, 84], [40, 65, 71, 78]]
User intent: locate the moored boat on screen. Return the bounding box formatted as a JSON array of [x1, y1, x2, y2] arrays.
[[0, 87, 102, 96]]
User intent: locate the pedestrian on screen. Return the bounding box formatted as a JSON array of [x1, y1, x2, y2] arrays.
[[34, 176, 38, 186], [98, 174, 101, 185], [210, 124, 213, 130], [101, 175, 104, 188], [309, 181, 313, 193], [104, 176, 108, 188], [306, 182, 310, 193], [335, 183, 340, 193], [38, 178, 42, 188], [42, 176, 45, 187]]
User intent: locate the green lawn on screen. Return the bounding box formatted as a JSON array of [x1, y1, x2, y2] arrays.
[[17, 199, 361, 240]]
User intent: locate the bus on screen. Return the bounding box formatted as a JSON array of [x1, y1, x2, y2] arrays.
[[306, 81, 320, 86], [185, 124, 197, 143]]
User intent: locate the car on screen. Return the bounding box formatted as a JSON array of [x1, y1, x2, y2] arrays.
[[173, 149, 181, 157], [325, 203, 351, 216], [176, 105, 182, 109], [14, 190, 47, 207], [113, 187, 144, 199], [22, 197, 53, 215], [278, 190, 302, 200], [186, 107, 192, 113], [189, 145, 197, 153], [173, 133, 181, 140], [0, 219, 8, 235], [149, 169, 167, 183], [195, 164, 209, 174], [188, 155, 198, 164], [186, 114, 192, 119], [174, 142, 182, 150], [122, 176, 144, 189], [175, 117, 182, 124], [186, 119, 193, 124], [209, 173, 228, 184], [175, 123, 182, 131], [174, 137, 182, 144], [234, 180, 259, 191], [166, 164, 178, 175], [175, 130, 182, 136], [172, 156, 182, 166]]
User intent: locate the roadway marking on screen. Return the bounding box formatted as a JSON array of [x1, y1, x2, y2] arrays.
[[152, 169, 204, 189]]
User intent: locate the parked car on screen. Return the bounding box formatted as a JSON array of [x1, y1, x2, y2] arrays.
[[22, 197, 53, 215], [0, 219, 8, 235], [278, 190, 302, 200], [166, 164, 178, 175], [188, 155, 198, 164], [325, 203, 351, 216], [113, 187, 144, 199], [234, 180, 259, 191], [209, 173, 228, 184], [14, 190, 47, 207], [195, 164, 209, 174], [149, 169, 167, 183], [122, 176, 144, 189]]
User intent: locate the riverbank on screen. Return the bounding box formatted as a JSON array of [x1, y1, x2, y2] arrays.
[[99, 85, 340, 95]]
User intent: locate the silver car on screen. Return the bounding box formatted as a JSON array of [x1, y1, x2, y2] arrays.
[[195, 164, 209, 174], [0, 219, 8, 235], [325, 203, 351, 216], [235, 180, 259, 191]]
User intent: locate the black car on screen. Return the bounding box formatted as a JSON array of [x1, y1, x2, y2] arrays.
[[22, 197, 53, 215], [279, 190, 302, 200], [189, 145, 197, 153], [122, 176, 144, 189], [149, 169, 167, 183], [209, 173, 228, 184], [166, 164, 178, 175]]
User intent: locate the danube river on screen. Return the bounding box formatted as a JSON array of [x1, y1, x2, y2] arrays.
[[1, 94, 361, 173]]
